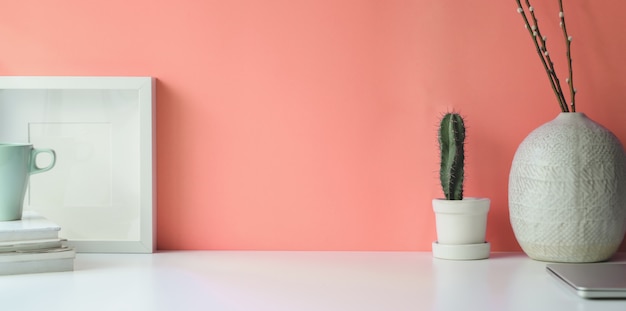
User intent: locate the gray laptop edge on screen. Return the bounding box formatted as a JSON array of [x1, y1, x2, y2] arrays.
[[546, 263, 626, 299]]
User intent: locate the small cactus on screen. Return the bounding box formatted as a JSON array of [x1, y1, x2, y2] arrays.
[[438, 113, 465, 200]]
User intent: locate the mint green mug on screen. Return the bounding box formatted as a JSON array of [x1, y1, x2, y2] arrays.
[[0, 143, 56, 221]]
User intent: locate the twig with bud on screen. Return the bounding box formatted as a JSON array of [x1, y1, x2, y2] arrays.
[[559, 0, 576, 112], [515, 0, 577, 112]]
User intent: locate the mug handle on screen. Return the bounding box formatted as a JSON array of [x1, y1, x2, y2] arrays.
[[30, 148, 56, 174]]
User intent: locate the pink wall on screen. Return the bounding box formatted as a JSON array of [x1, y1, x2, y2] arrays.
[[2, 0, 626, 251]]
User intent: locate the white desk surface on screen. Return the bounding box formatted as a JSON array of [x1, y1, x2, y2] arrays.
[[2, 251, 626, 311]]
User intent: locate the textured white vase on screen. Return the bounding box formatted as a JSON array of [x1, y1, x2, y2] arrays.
[[509, 113, 626, 262]]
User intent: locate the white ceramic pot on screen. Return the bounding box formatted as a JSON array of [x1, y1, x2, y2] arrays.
[[509, 112, 626, 262], [432, 198, 490, 260]]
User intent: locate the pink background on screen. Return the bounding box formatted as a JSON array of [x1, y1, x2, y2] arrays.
[[2, 0, 626, 251]]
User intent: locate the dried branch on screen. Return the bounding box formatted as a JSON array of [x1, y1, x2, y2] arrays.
[[515, 0, 577, 113], [524, 0, 568, 112], [558, 0, 576, 112]]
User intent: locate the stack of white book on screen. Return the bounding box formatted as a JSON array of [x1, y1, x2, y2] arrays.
[[0, 211, 75, 275]]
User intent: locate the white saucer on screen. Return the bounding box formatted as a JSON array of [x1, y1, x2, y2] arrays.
[[432, 241, 490, 260]]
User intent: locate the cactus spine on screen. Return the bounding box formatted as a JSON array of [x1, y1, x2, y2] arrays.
[[438, 113, 465, 200]]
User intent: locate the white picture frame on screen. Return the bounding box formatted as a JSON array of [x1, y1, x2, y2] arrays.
[[0, 76, 156, 253]]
